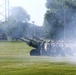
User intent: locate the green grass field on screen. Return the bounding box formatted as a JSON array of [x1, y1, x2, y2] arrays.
[[0, 42, 76, 75]]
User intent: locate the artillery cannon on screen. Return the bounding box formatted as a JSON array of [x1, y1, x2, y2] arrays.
[[17, 37, 73, 56], [17, 37, 48, 56]]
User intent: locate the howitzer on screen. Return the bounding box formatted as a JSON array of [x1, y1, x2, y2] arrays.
[[17, 37, 48, 56]]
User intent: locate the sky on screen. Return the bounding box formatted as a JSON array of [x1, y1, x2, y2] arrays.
[[10, 0, 46, 26]]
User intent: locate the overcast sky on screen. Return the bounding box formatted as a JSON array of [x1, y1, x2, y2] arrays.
[[10, 0, 46, 26]]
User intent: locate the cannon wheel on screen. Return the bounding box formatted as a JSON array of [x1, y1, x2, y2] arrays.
[[30, 49, 40, 56]]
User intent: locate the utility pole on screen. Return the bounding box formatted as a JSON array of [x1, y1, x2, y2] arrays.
[[32, 21, 35, 37], [0, 0, 9, 22], [64, 9, 66, 42], [5, 0, 9, 21]]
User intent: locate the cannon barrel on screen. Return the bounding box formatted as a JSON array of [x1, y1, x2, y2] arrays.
[[33, 37, 43, 42], [17, 38, 29, 44], [24, 37, 36, 43], [17, 37, 39, 48]]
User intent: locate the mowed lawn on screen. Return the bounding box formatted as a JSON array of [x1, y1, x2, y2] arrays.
[[0, 42, 76, 75]]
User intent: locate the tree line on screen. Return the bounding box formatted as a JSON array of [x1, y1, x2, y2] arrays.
[[0, 0, 76, 41]]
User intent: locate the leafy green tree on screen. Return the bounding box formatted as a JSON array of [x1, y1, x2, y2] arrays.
[[44, 0, 76, 41]]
